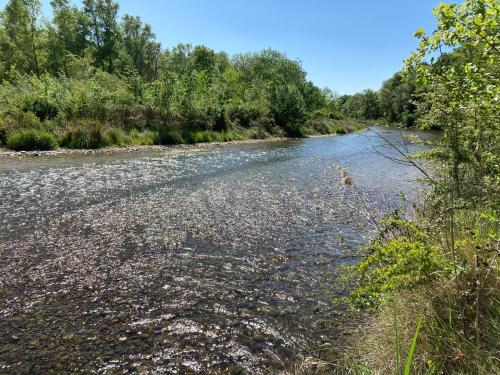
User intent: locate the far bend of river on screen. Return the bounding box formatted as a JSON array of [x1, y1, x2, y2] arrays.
[[0, 127, 435, 374]]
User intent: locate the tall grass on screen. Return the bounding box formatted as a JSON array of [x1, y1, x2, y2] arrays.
[[60, 123, 109, 149], [403, 316, 422, 375]]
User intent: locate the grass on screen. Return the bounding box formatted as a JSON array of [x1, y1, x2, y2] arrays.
[[2, 118, 366, 152], [60, 123, 110, 149]]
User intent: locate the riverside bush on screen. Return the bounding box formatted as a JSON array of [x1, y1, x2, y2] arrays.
[[341, 216, 451, 309], [103, 127, 129, 146], [6, 129, 58, 151], [158, 128, 184, 145], [60, 123, 109, 149]]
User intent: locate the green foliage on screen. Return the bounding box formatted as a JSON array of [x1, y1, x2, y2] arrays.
[[343, 216, 451, 309], [404, 0, 500, 200], [60, 122, 109, 149], [128, 128, 157, 145], [335, 2, 500, 374], [379, 72, 418, 127], [158, 128, 183, 145], [269, 84, 306, 136], [340, 89, 382, 121], [103, 127, 128, 146], [0, 0, 347, 148], [6, 129, 58, 150], [0, 0, 42, 77], [404, 317, 422, 375]]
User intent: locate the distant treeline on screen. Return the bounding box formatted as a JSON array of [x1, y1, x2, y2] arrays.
[[339, 71, 419, 127], [0, 0, 372, 151]]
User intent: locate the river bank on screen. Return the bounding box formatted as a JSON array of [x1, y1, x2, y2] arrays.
[[0, 119, 366, 158]]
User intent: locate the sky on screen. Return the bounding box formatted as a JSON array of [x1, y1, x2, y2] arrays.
[[2, 0, 446, 94]]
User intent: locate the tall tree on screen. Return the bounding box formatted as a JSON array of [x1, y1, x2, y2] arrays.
[[46, 0, 89, 74], [121, 14, 160, 81], [83, 0, 120, 73], [0, 0, 42, 76], [379, 72, 417, 126]]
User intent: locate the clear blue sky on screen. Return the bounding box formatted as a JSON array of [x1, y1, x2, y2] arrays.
[[3, 0, 446, 94]]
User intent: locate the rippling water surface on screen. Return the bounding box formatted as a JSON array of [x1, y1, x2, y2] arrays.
[[0, 127, 433, 373]]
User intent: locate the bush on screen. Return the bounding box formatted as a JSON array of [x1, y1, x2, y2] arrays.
[[129, 129, 158, 145], [24, 99, 59, 121], [103, 127, 129, 146], [283, 123, 306, 137], [304, 119, 331, 135], [60, 123, 109, 149], [333, 126, 347, 134], [6, 129, 58, 151], [336, 208, 499, 374], [158, 128, 184, 145], [18, 112, 43, 129], [341, 216, 451, 309], [247, 127, 269, 139], [183, 130, 211, 144]]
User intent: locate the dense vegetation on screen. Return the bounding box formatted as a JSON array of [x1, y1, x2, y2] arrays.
[[337, 72, 420, 128], [1, 0, 498, 373], [325, 1, 499, 374], [0, 0, 364, 151]]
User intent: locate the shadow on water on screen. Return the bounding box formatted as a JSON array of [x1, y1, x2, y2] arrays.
[[0, 127, 436, 373]]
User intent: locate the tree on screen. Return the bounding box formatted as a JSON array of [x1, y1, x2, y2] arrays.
[[405, 0, 499, 198], [46, 0, 89, 74], [83, 0, 120, 73], [342, 90, 380, 120], [379, 72, 417, 126], [121, 14, 160, 81], [269, 84, 306, 136], [0, 0, 42, 76]]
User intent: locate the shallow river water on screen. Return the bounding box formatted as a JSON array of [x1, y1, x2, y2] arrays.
[[0, 127, 432, 374]]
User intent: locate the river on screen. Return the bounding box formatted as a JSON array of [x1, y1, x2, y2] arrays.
[[0, 126, 433, 373]]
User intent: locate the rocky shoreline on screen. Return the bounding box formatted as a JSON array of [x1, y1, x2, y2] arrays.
[[0, 137, 288, 158]]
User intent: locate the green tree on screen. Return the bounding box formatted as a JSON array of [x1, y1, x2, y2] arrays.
[[379, 71, 418, 126], [0, 0, 42, 76], [342, 89, 380, 120], [121, 14, 160, 81], [269, 84, 306, 136], [46, 0, 89, 74], [83, 0, 121, 73], [405, 0, 500, 198]]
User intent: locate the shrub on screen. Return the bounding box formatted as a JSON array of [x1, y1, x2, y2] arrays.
[[129, 129, 158, 145], [182, 130, 203, 144], [103, 127, 129, 146], [283, 123, 306, 138], [247, 127, 269, 139], [333, 126, 347, 134], [305, 119, 331, 135], [341, 216, 451, 309], [24, 99, 59, 121], [199, 131, 214, 143], [18, 112, 43, 129], [6, 129, 58, 151], [158, 128, 184, 145], [60, 123, 109, 149]]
